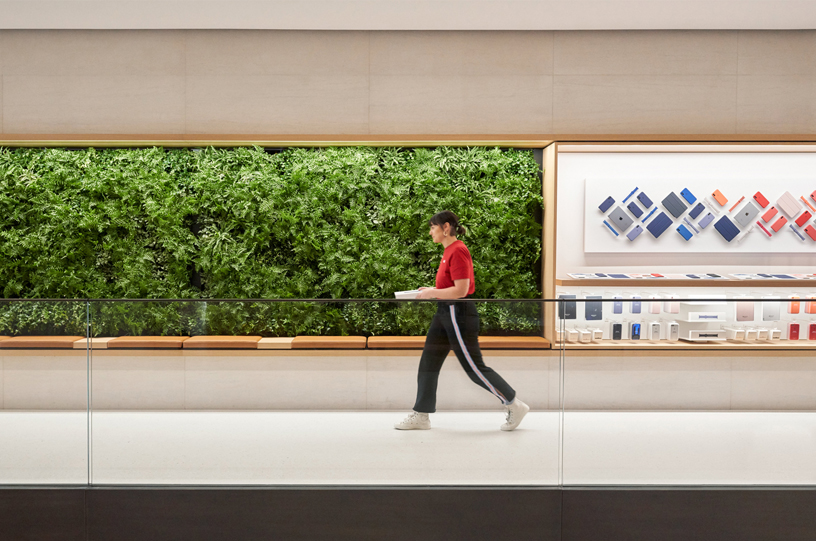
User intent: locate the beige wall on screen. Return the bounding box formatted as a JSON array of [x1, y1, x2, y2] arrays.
[[1, 29, 815, 136]]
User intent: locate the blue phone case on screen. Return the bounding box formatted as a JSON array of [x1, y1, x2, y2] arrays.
[[681, 188, 697, 205], [599, 196, 615, 213], [627, 201, 643, 218], [646, 212, 673, 238], [677, 224, 693, 241], [688, 202, 705, 219], [631, 323, 641, 340], [714, 216, 740, 242], [698, 212, 715, 229], [637, 192, 653, 209], [626, 225, 643, 241]]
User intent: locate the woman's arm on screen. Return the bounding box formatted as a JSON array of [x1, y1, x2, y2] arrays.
[[416, 279, 470, 300]]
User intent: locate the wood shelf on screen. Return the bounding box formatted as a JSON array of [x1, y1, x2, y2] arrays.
[[555, 278, 816, 288], [558, 339, 816, 350]]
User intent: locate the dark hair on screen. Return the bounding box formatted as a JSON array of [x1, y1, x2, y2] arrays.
[[429, 210, 467, 237]]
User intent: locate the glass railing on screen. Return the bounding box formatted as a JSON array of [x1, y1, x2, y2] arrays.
[[2, 296, 815, 487], [558, 296, 816, 486]]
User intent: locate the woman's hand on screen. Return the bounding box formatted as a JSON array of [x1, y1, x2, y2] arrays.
[[416, 287, 438, 299]]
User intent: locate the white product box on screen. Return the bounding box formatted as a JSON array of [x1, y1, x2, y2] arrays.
[[724, 327, 746, 341], [577, 329, 592, 343], [745, 329, 758, 340], [770, 329, 782, 340], [757, 329, 769, 340]]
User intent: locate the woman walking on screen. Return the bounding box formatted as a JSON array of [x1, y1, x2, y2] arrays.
[[395, 211, 530, 431]]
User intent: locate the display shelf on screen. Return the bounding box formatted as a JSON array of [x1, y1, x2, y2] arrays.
[[558, 340, 816, 350], [555, 278, 814, 288]]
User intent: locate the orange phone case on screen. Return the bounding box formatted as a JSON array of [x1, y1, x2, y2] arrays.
[[712, 189, 728, 206], [789, 296, 800, 314], [762, 206, 778, 223], [807, 296, 816, 314], [771, 216, 787, 232]]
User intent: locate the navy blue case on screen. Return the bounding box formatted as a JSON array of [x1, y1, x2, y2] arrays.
[[677, 224, 693, 241], [646, 211, 673, 238], [637, 192, 653, 209], [627, 201, 643, 218], [662, 192, 688, 218], [688, 202, 705, 219], [680, 188, 697, 205], [599, 196, 615, 213], [631, 323, 641, 340], [714, 216, 740, 242]]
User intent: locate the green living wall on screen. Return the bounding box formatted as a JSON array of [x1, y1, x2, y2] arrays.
[[0, 146, 543, 336]]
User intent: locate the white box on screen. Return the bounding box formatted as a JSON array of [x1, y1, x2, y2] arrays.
[[757, 328, 769, 340], [724, 327, 746, 341], [770, 329, 782, 340], [680, 329, 726, 341], [577, 329, 592, 343], [745, 329, 758, 340]]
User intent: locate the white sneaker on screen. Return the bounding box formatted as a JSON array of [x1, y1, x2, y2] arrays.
[[501, 398, 530, 431], [394, 411, 431, 430]]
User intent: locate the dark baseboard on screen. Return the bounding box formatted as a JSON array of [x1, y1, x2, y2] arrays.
[[2, 486, 815, 541]]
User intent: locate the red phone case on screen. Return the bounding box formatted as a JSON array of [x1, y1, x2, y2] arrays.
[[810, 324, 816, 341], [805, 225, 816, 241], [789, 323, 800, 340], [753, 191, 769, 208], [811, 190, 816, 204], [795, 210, 813, 227], [771, 216, 787, 232], [762, 206, 778, 223]]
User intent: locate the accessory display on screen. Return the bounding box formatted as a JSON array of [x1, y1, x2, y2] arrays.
[[795, 210, 812, 227], [627, 201, 643, 218], [622, 187, 638, 203], [608, 206, 634, 232], [789, 322, 800, 340], [698, 212, 715, 229], [789, 295, 800, 314], [646, 212, 673, 238], [626, 225, 644, 241], [789, 223, 806, 241], [712, 189, 728, 206], [771, 216, 787, 232], [637, 192, 653, 209], [613, 296, 623, 314], [668, 322, 679, 341], [650, 296, 661, 314], [585, 296, 603, 320], [805, 225, 816, 241], [662, 192, 688, 218], [603, 220, 620, 236], [762, 206, 778, 223], [612, 323, 622, 340], [649, 321, 661, 340], [688, 202, 705, 219], [777, 191, 802, 218], [761, 296, 781, 321], [641, 207, 657, 223], [736, 299, 754, 321], [631, 295, 642, 314], [599, 196, 615, 213], [631, 323, 641, 340], [714, 216, 740, 242], [728, 196, 745, 213], [734, 201, 760, 227], [753, 191, 769, 208], [558, 294, 576, 319], [676, 224, 693, 241], [680, 188, 697, 205]]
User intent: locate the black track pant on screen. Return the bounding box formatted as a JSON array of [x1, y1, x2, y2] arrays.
[[413, 301, 516, 413]]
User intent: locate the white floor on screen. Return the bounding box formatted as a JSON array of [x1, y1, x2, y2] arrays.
[[2, 411, 816, 486]]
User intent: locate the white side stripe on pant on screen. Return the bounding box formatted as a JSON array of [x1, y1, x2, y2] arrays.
[[449, 305, 509, 405]]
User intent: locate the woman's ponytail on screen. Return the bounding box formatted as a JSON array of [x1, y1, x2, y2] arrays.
[[429, 210, 466, 237]]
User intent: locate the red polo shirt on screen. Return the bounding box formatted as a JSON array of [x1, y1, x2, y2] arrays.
[[435, 240, 476, 296]]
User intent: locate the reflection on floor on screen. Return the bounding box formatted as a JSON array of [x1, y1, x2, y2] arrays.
[[1, 412, 560, 485], [2, 411, 816, 486]]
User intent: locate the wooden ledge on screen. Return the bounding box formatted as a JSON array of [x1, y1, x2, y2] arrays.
[[257, 337, 294, 350], [108, 336, 190, 349], [291, 336, 366, 349], [73, 337, 118, 349], [183, 336, 262, 349], [478, 336, 550, 349], [0, 336, 86, 349], [368, 336, 426, 349]]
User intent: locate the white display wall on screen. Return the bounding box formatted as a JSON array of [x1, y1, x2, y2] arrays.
[[557, 146, 816, 275]]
